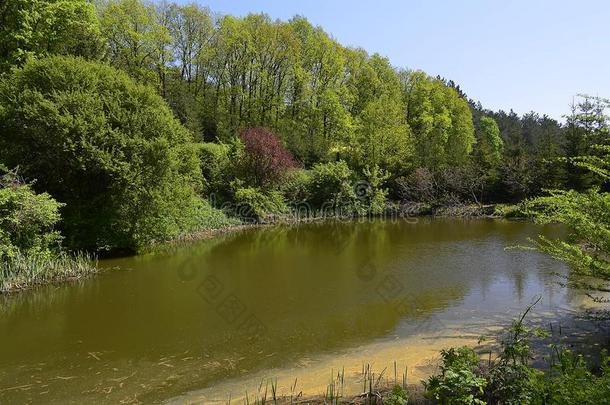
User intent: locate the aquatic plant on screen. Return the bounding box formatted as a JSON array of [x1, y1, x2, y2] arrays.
[[1, 251, 97, 293]]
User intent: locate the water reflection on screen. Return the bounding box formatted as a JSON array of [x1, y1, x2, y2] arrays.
[[0, 218, 577, 404]]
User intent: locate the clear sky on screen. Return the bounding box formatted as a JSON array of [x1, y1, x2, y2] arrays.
[[184, 0, 609, 122]]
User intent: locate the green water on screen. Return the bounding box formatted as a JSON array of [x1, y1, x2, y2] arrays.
[[0, 218, 580, 404]]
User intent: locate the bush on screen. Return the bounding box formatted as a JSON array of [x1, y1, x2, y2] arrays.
[[190, 197, 241, 231], [493, 203, 528, 218], [233, 186, 288, 222], [397, 166, 487, 206], [309, 160, 360, 214], [0, 56, 205, 252], [531, 349, 610, 404], [281, 169, 312, 204], [198, 142, 232, 197], [425, 347, 487, 405], [0, 169, 63, 260], [0, 0, 104, 73], [361, 165, 390, 215], [238, 127, 297, 188], [396, 168, 438, 204], [385, 384, 409, 405]]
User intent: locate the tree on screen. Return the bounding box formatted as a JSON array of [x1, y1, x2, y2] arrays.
[[0, 0, 104, 73], [100, 0, 171, 88], [401, 70, 475, 170], [527, 95, 610, 302], [348, 54, 412, 174], [0, 56, 205, 251], [563, 96, 608, 191], [475, 116, 503, 176], [238, 128, 297, 188]]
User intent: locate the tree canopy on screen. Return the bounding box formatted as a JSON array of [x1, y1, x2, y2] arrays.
[[0, 56, 205, 251], [0, 0, 104, 73]]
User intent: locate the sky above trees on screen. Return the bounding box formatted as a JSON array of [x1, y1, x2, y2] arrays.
[[189, 0, 610, 121]]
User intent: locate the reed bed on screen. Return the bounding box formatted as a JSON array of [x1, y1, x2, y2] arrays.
[[0, 251, 98, 293]]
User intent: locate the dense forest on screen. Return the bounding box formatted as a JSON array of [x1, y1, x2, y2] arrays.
[[2, 0, 605, 257], [0, 0, 607, 269]]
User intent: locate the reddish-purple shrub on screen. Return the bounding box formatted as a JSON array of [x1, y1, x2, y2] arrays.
[[239, 128, 297, 188]]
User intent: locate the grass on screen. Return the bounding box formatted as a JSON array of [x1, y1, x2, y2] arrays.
[[0, 251, 98, 293]]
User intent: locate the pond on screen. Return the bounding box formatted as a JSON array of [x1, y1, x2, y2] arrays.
[[0, 218, 593, 404]]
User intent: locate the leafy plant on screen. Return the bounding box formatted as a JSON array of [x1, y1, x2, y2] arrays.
[[425, 347, 487, 405], [233, 186, 288, 222], [0, 56, 205, 252], [309, 160, 361, 215], [385, 384, 409, 405], [0, 168, 63, 261]]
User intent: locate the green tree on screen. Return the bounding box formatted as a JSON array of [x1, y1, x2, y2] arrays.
[[402, 70, 475, 170], [100, 0, 171, 88], [0, 167, 63, 260], [527, 95, 610, 301], [475, 116, 503, 176], [348, 53, 412, 174], [0, 0, 104, 73], [0, 56, 205, 251]]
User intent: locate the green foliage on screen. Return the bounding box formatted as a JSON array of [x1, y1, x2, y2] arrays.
[[525, 189, 610, 289], [531, 349, 610, 404], [0, 56, 205, 252], [425, 347, 487, 405], [0, 169, 63, 260], [385, 384, 409, 405], [198, 142, 232, 197], [485, 299, 544, 404], [361, 165, 390, 215], [475, 116, 503, 176], [426, 301, 610, 405], [189, 197, 240, 232], [402, 70, 476, 170], [99, 0, 171, 87], [487, 307, 610, 405], [524, 96, 610, 295], [281, 169, 312, 204], [492, 203, 529, 218], [0, 0, 104, 73], [308, 160, 359, 214], [232, 186, 288, 222]]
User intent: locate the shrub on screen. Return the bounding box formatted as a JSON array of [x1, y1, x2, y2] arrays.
[[189, 197, 241, 231], [385, 384, 409, 405], [397, 166, 487, 206], [396, 168, 437, 204], [198, 142, 232, 197], [0, 56, 204, 252], [493, 203, 529, 218], [0, 168, 63, 260], [281, 169, 312, 204], [425, 347, 487, 405], [361, 165, 390, 215], [531, 349, 610, 404], [238, 127, 297, 188], [309, 160, 360, 214], [233, 186, 288, 222]]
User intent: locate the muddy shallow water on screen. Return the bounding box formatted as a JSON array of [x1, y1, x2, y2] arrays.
[[0, 218, 596, 404]]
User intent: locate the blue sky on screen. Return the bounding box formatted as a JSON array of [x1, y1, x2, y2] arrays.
[[187, 0, 609, 122]]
